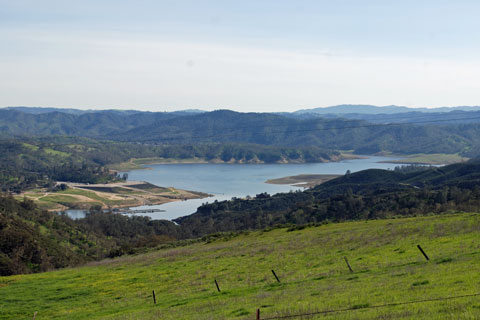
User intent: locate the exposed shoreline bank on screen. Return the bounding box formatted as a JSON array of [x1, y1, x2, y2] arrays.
[[109, 153, 364, 171], [266, 174, 342, 188]]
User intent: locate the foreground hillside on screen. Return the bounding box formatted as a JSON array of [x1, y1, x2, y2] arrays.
[[2, 213, 480, 319]]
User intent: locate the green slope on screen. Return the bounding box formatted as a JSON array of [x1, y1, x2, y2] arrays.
[[2, 213, 480, 319]]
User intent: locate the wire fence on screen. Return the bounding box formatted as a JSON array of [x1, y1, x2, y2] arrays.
[[257, 292, 480, 319], [207, 243, 480, 320]]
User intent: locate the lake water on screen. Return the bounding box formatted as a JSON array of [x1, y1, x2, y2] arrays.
[[122, 155, 401, 220]]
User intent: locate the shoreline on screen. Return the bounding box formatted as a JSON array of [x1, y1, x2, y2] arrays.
[[109, 153, 365, 171]]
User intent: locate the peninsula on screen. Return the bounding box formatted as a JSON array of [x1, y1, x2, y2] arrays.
[[19, 181, 209, 212]]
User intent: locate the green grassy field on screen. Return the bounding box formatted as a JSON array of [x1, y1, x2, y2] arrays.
[[58, 188, 125, 206], [1, 213, 480, 319]]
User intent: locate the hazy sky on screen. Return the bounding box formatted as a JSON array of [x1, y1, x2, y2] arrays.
[[1, 0, 480, 112]]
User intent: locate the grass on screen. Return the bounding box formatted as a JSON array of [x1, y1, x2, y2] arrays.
[[35, 200, 67, 210], [40, 194, 79, 203], [108, 157, 171, 171], [2, 213, 480, 319], [384, 153, 469, 165], [77, 186, 141, 195], [24, 192, 47, 197], [107, 161, 146, 171], [21, 143, 39, 151], [43, 148, 71, 157], [63, 188, 120, 199], [21, 143, 70, 157]]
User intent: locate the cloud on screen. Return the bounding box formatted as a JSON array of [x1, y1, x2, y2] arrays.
[[1, 29, 480, 111]]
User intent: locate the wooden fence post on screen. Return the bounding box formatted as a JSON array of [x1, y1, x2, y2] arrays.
[[256, 308, 261, 320], [33, 312, 37, 320], [344, 256, 354, 273], [152, 290, 156, 304], [215, 279, 221, 292], [417, 244, 430, 261], [271, 269, 281, 283]]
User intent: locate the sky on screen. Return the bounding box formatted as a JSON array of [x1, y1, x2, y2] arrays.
[[1, 0, 480, 112]]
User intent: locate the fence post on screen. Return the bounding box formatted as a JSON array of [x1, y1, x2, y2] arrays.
[[417, 244, 430, 261], [256, 308, 261, 320], [152, 290, 156, 304], [271, 269, 281, 283], [33, 312, 37, 320], [344, 256, 354, 273], [215, 279, 221, 292]]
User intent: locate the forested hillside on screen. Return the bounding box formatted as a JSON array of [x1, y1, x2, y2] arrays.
[[2, 108, 480, 156], [0, 196, 113, 275], [0, 136, 339, 192], [0, 139, 118, 192], [0, 195, 189, 276], [121, 110, 480, 155]]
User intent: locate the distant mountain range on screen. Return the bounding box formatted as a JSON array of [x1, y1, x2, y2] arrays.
[[6, 104, 480, 116], [288, 109, 480, 124], [6, 104, 480, 125], [4, 106, 205, 116], [293, 104, 480, 115], [2, 106, 480, 157]]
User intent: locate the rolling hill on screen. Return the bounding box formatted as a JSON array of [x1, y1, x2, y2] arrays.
[[1, 213, 479, 319], [1, 107, 480, 156]]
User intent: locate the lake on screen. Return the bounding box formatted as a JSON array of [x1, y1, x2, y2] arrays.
[[123, 155, 401, 220]]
